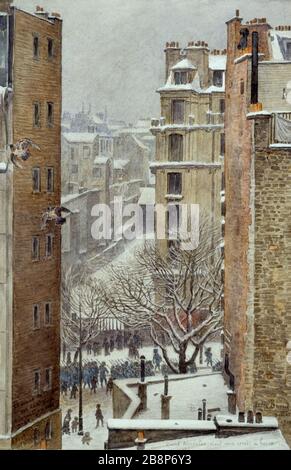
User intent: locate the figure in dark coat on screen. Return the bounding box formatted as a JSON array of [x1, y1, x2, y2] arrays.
[[95, 404, 104, 428]]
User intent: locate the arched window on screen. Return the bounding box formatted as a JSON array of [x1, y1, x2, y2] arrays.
[[169, 134, 183, 162]]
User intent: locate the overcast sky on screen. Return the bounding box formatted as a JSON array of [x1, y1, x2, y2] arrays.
[[15, 0, 291, 123]]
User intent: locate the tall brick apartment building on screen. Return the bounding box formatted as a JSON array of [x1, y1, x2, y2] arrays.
[[150, 41, 226, 252], [224, 10, 291, 443], [0, 5, 62, 449]]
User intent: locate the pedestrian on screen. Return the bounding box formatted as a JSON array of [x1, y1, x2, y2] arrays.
[[70, 383, 78, 399], [110, 335, 115, 353], [61, 380, 68, 396], [62, 342, 66, 362], [116, 331, 123, 350], [95, 404, 104, 428], [205, 347, 213, 367], [104, 338, 110, 356], [82, 432, 92, 445], [153, 348, 162, 371], [71, 416, 79, 433], [91, 375, 97, 394], [106, 376, 114, 396], [66, 351, 71, 366], [93, 342, 98, 357], [99, 362, 108, 387], [62, 409, 72, 435]]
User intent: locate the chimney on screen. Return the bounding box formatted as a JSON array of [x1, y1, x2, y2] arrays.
[[164, 41, 181, 80], [35, 6, 49, 19], [236, 9, 240, 17], [251, 31, 259, 105]]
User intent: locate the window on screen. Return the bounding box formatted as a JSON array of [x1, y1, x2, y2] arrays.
[[45, 421, 52, 440], [45, 368, 52, 390], [174, 71, 188, 85], [34, 102, 41, 127], [169, 134, 183, 161], [47, 38, 54, 58], [83, 146, 91, 158], [219, 99, 225, 114], [32, 237, 40, 261], [33, 304, 40, 330], [71, 148, 75, 160], [172, 100, 185, 124], [45, 234, 53, 258], [33, 370, 41, 394], [93, 167, 102, 178], [44, 302, 52, 325], [286, 42, 291, 60], [33, 35, 39, 58], [220, 133, 225, 156], [32, 167, 41, 192], [213, 70, 223, 87], [46, 167, 54, 192], [71, 164, 78, 174], [240, 79, 245, 95], [168, 173, 182, 195], [47, 102, 54, 126], [167, 204, 180, 236]]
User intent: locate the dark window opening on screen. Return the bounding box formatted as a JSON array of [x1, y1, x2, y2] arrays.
[[71, 164, 78, 174], [32, 237, 40, 261], [46, 234, 53, 257], [34, 371, 41, 394], [219, 99, 225, 114], [213, 70, 223, 87], [47, 102, 54, 126], [33, 35, 39, 58], [93, 167, 102, 178], [45, 368, 52, 390], [45, 421, 52, 440], [45, 303, 52, 325], [240, 79, 245, 95], [32, 167, 41, 192], [172, 100, 185, 124], [174, 71, 188, 85], [34, 102, 41, 127], [47, 167, 54, 192], [169, 134, 183, 161], [33, 304, 40, 329], [220, 133, 225, 156], [167, 173, 182, 195], [48, 38, 54, 58]]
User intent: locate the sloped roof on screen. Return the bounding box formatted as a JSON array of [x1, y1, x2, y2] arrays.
[[172, 58, 197, 70], [94, 156, 110, 165], [209, 54, 227, 70], [63, 133, 98, 144]]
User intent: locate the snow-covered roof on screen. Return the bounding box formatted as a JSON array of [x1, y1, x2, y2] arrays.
[[63, 133, 98, 144], [132, 135, 150, 151], [108, 418, 216, 431], [113, 159, 129, 170], [172, 58, 197, 71], [138, 187, 155, 205], [209, 54, 227, 71], [94, 156, 110, 165], [270, 30, 291, 60]]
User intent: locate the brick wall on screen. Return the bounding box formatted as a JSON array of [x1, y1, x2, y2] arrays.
[[11, 9, 62, 433]]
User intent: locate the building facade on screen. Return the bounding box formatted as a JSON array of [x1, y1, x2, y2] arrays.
[[151, 41, 226, 252], [0, 5, 62, 449], [224, 11, 291, 444]]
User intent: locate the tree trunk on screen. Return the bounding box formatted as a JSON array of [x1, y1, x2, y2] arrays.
[[178, 343, 187, 374]]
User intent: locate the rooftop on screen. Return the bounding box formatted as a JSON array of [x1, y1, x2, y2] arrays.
[[172, 58, 197, 71], [63, 132, 98, 144]]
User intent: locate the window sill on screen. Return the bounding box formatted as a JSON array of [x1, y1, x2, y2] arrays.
[[165, 194, 183, 200]]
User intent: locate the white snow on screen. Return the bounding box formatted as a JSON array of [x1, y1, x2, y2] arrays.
[[171, 59, 197, 71], [247, 110, 272, 118], [0, 162, 8, 173], [209, 55, 226, 71], [150, 161, 221, 170], [270, 30, 291, 60], [63, 133, 98, 144], [124, 430, 289, 450], [270, 143, 291, 148], [108, 418, 216, 431], [204, 85, 225, 93], [113, 159, 129, 170], [138, 187, 155, 205], [135, 373, 228, 421], [94, 156, 110, 165]]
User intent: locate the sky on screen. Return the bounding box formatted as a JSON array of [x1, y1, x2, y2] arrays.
[[13, 0, 291, 123]]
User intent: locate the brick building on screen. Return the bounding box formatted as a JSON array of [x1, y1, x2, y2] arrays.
[[0, 5, 62, 449], [150, 40, 226, 252], [224, 10, 291, 444]]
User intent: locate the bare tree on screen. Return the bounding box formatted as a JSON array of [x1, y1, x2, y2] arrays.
[[61, 266, 109, 435], [101, 219, 223, 374]]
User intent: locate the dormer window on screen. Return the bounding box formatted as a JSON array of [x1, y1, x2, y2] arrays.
[[174, 71, 188, 85], [213, 70, 223, 87]]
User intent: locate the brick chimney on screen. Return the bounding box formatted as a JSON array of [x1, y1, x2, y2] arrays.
[[164, 41, 181, 80]]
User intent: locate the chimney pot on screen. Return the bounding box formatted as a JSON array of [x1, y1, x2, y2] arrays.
[[236, 9, 240, 17]]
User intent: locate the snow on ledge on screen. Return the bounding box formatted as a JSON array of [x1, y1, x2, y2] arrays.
[[150, 161, 221, 171], [107, 418, 216, 431], [269, 143, 291, 149], [246, 110, 272, 118]]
